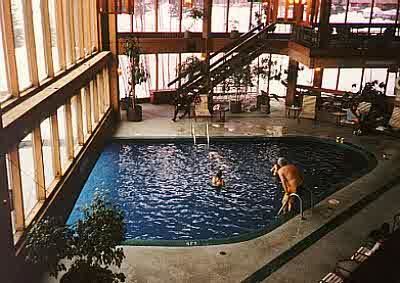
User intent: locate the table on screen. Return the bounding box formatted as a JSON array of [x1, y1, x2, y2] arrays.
[[287, 106, 302, 119], [346, 228, 400, 283], [332, 111, 347, 127]]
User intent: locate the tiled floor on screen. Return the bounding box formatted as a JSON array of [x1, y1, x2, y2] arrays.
[[46, 103, 400, 283]]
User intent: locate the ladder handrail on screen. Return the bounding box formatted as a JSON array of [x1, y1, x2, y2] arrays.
[[167, 23, 271, 87], [191, 124, 196, 145], [206, 123, 210, 146], [277, 192, 304, 220]]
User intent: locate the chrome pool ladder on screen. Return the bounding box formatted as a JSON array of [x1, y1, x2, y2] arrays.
[[191, 124, 197, 145], [206, 123, 210, 146], [277, 193, 305, 220]]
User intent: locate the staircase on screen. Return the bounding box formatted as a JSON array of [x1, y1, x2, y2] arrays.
[[168, 23, 277, 97]]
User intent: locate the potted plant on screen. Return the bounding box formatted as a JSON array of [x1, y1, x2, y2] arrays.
[[176, 55, 202, 81], [252, 57, 282, 113], [25, 196, 126, 283], [183, 7, 203, 38], [227, 64, 254, 113], [125, 38, 149, 122]]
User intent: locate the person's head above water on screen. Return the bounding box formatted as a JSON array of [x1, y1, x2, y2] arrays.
[[216, 170, 223, 178], [277, 157, 288, 167]]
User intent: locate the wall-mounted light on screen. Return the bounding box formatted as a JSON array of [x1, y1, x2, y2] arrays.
[[183, 0, 193, 8]]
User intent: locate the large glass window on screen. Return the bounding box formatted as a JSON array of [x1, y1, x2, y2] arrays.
[[32, 0, 47, 81], [134, 0, 156, 31], [18, 133, 37, 218], [386, 71, 398, 96], [228, 0, 251, 32], [212, 0, 228, 32], [158, 0, 180, 32], [347, 0, 372, 23], [362, 68, 387, 86], [338, 68, 363, 91], [330, 0, 348, 23], [182, 1, 204, 32], [40, 118, 54, 189], [371, 0, 398, 24], [48, 0, 60, 72], [6, 156, 16, 234], [118, 14, 132, 32], [322, 68, 339, 90], [298, 63, 314, 86], [158, 53, 179, 89], [11, 0, 31, 90]]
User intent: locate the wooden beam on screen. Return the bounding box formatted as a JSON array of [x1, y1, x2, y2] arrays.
[[32, 126, 45, 200], [64, 0, 76, 65], [1, 0, 19, 95], [41, 0, 55, 77], [24, 0, 39, 86], [75, 93, 84, 145], [8, 147, 25, 232], [84, 85, 93, 134], [50, 113, 61, 178], [103, 67, 111, 109], [64, 99, 74, 159], [55, 0, 66, 70]]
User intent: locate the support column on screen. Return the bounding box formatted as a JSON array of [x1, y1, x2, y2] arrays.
[[108, 13, 120, 120], [203, 0, 213, 100], [0, 108, 16, 283], [319, 0, 331, 48], [286, 58, 299, 106]]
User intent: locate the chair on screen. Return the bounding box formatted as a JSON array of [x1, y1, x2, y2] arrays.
[[299, 95, 317, 121], [388, 106, 400, 129], [194, 95, 212, 121], [319, 272, 344, 283]]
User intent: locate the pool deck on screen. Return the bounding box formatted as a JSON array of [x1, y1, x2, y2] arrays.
[[47, 103, 400, 283]]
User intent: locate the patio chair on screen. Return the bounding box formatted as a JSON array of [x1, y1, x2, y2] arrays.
[[319, 272, 344, 283], [299, 95, 317, 121]]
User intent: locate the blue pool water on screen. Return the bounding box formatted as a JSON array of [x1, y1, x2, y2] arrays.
[[68, 138, 374, 243]]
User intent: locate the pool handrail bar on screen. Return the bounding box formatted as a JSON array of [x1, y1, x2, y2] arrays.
[[303, 187, 314, 212], [191, 124, 196, 145], [206, 123, 210, 146], [277, 193, 304, 220]]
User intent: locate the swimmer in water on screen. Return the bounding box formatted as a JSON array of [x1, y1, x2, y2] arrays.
[[212, 170, 225, 188]]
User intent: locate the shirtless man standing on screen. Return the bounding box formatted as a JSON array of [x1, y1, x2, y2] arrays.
[[276, 157, 304, 214]]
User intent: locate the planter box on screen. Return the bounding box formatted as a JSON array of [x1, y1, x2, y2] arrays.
[[150, 89, 176, 104], [127, 105, 142, 122]]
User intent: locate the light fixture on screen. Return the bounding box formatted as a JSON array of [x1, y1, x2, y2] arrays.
[[183, 0, 193, 8]]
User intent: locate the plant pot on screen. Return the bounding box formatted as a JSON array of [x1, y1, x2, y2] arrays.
[[230, 30, 240, 39], [230, 101, 242, 113], [127, 105, 142, 122], [184, 30, 192, 39]]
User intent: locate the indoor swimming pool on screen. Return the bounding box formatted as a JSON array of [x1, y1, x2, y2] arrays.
[[68, 137, 375, 245]]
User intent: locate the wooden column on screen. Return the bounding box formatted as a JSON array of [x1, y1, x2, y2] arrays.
[[91, 79, 100, 124], [55, 0, 66, 70], [65, 0, 76, 65], [84, 85, 93, 134], [1, 0, 20, 95], [103, 67, 111, 109], [41, 0, 54, 77], [32, 126, 46, 200], [50, 113, 61, 178], [319, 0, 331, 48], [75, 94, 84, 145], [24, 0, 39, 86], [313, 68, 324, 89], [0, 108, 16, 283], [97, 72, 104, 115], [64, 99, 74, 159], [286, 58, 299, 106], [108, 13, 120, 119], [78, 0, 85, 58], [8, 147, 25, 232]]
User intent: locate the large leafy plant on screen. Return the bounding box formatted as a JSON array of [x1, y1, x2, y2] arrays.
[[184, 7, 204, 31], [176, 55, 202, 80], [25, 196, 126, 283], [227, 65, 254, 102], [125, 38, 149, 108]]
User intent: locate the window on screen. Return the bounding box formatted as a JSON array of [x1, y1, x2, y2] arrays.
[[386, 71, 398, 96], [338, 68, 363, 91], [158, 0, 180, 32], [298, 63, 314, 87], [118, 14, 132, 32], [6, 155, 16, 234], [228, 0, 251, 32], [40, 118, 55, 189], [11, 0, 31, 90], [134, 0, 156, 31], [347, 0, 372, 23], [18, 133, 37, 218], [48, 0, 60, 72], [322, 68, 339, 90], [212, 0, 228, 32], [182, 1, 204, 32], [330, 0, 348, 23], [32, 0, 47, 81], [158, 54, 179, 89]]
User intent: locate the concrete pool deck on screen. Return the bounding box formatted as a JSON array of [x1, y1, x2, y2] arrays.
[[46, 103, 400, 283]]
